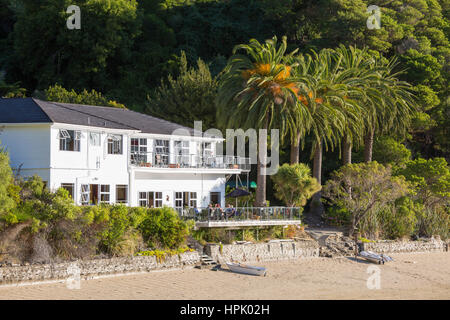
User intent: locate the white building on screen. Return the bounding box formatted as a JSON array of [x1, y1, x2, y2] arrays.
[[0, 98, 250, 209]]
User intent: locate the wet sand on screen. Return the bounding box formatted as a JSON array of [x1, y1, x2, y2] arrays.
[[0, 252, 449, 300]]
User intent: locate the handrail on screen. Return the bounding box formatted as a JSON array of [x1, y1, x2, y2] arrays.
[[175, 206, 302, 222], [130, 151, 251, 170]]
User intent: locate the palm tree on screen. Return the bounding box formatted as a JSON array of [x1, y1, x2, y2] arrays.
[[216, 36, 303, 207], [331, 45, 380, 165], [292, 49, 354, 214], [362, 57, 416, 162]]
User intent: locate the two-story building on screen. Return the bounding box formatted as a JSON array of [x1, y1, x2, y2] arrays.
[[0, 98, 250, 209]]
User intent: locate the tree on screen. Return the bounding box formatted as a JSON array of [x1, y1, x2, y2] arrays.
[[6, 0, 141, 94], [293, 48, 361, 214], [372, 136, 411, 167], [323, 162, 411, 236], [396, 157, 450, 210], [43, 84, 126, 108], [271, 163, 321, 207], [216, 36, 301, 206], [362, 57, 416, 162], [146, 51, 218, 129]]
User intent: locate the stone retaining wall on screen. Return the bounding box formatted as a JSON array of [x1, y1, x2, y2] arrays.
[[360, 239, 448, 254], [0, 251, 200, 286], [205, 240, 320, 263]]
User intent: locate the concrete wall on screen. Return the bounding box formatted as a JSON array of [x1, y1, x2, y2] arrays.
[[205, 240, 320, 263], [0, 252, 199, 286], [360, 238, 448, 254]]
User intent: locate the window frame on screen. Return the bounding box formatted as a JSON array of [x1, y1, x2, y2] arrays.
[[60, 183, 75, 199], [116, 185, 128, 204], [59, 129, 81, 152], [100, 184, 110, 203], [107, 134, 123, 155]]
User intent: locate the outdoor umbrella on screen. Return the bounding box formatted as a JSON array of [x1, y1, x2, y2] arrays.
[[226, 188, 250, 198], [226, 188, 251, 207]]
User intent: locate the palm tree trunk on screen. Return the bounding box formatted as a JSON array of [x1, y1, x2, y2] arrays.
[[255, 118, 268, 207], [313, 140, 322, 184], [311, 140, 324, 216], [290, 131, 301, 164], [364, 129, 374, 162], [342, 135, 352, 165]]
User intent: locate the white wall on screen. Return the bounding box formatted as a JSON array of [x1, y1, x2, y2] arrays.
[[49, 125, 131, 204], [0, 124, 51, 171], [132, 172, 225, 207]]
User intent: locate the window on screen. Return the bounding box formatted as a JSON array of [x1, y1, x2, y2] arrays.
[[108, 135, 123, 154], [202, 142, 213, 158], [89, 132, 101, 146], [139, 192, 162, 207], [175, 191, 197, 208], [131, 138, 147, 164], [81, 184, 90, 205], [174, 140, 190, 166], [60, 183, 74, 199], [175, 192, 183, 208], [116, 185, 128, 203], [210, 192, 221, 206], [155, 140, 169, 165], [100, 185, 110, 203], [189, 192, 197, 208], [59, 130, 81, 151]]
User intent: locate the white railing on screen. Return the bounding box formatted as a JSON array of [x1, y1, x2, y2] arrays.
[[175, 207, 302, 222], [130, 152, 251, 171]]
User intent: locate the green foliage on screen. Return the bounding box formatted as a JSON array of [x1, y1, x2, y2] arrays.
[[146, 51, 218, 129], [396, 157, 450, 209], [378, 197, 422, 239], [372, 136, 412, 167], [43, 84, 126, 108], [271, 163, 321, 207], [0, 145, 16, 216], [139, 207, 189, 249], [98, 204, 143, 256], [323, 162, 411, 235]]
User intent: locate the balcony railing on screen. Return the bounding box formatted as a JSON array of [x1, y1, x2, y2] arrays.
[[175, 207, 302, 222], [130, 152, 251, 171]]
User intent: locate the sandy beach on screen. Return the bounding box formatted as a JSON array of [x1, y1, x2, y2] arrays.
[[0, 252, 449, 300]]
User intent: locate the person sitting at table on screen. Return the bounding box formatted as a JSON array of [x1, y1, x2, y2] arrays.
[[215, 203, 224, 220], [225, 204, 236, 219]]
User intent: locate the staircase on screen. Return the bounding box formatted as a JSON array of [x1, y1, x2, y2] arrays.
[[195, 254, 218, 269]]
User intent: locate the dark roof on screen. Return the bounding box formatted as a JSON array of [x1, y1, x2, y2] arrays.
[[0, 98, 194, 135]]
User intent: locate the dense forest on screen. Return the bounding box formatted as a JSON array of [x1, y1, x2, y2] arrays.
[[0, 0, 448, 200]]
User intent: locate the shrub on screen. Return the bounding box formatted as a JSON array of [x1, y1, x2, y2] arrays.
[[98, 204, 143, 256], [139, 207, 189, 249], [378, 197, 421, 239], [0, 145, 15, 217], [271, 163, 321, 207]]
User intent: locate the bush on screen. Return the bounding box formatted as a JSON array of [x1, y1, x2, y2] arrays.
[[0, 145, 15, 217], [139, 207, 189, 249], [378, 197, 421, 239], [98, 204, 144, 256], [271, 163, 321, 207]]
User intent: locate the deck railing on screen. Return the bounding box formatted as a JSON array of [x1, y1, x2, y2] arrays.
[[175, 207, 302, 222], [130, 152, 251, 171]]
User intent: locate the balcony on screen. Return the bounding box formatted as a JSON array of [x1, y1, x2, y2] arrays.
[[176, 206, 302, 228], [130, 152, 251, 171]]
